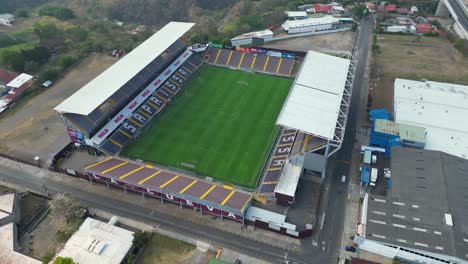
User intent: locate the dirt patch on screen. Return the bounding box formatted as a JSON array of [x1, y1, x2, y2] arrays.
[[369, 34, 468, 111], [0, 53, 118, 160], [137, 234, 214, 264], [263, 30, 355, 52]]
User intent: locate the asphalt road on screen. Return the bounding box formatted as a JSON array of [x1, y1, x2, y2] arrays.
[[448, 0, 468, 32], [314, 13, 374, 260], [0, 17, 374, 264]]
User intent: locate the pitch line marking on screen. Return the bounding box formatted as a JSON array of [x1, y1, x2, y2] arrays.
[[169, 79, 181, 87], [289, 61, 294, 76], [138, 170, 161, 185], [155, 94, 168, 102], [147, 101, 159, 109], [226, 50, 234, 66], [120, 166, 145, 179], [250, 55, 257, 70], [302, 134, 310, 153], [276, 58, 283, 74], [182, 66, 192, 74], [187, 61, 198, 68], [119, 129, 132, 139], [262, 181, 278, 185], [175, 72, 187, 80], [240, 195, 253, 213], [272, 155, 288, 159], [160, 175, 180, 188], [200, 185, 217, 199], [214, 49, 222, 64], [101, 161, 128, 174], [163, 86, 174, 95], [268, 167, 282, 171], [85, 157, 112, 169], [237, 52, 245, 69], [110, 139, 123, 148], [129, 118, 142, 127], [263, 56, 270, 72], [138, 109, 151, 119], [221, 190, 236, 206], [180, 180, 198, 194]]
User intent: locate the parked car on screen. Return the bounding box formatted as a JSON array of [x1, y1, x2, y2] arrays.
[[341, 175, 347, 183], [345, 246, 357, 252]]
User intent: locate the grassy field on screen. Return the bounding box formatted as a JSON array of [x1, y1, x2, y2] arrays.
[[369, 34, 468, 112], [137, 234, 203, 264], [123, 65, 292, 188]]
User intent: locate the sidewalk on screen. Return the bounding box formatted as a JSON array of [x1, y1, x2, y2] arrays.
[[91, 209, 273, 264], [0, 156, 301, 252]]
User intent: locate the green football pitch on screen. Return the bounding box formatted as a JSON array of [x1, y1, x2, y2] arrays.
[[123, 65, 292, 188]]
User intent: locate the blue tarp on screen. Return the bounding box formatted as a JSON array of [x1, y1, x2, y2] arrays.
[[369, 109, 390, 122], [361, 166, 370, 184]]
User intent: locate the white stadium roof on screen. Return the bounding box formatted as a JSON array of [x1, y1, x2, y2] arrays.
[[394, 78, 468, 159], [282, 16, 339, 31], [276, 51, 351, 140], [54, 22, 194, 115]]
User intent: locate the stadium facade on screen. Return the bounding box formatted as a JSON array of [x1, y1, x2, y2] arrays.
[[54, 22, 198, 155], [56, 21, 355, 237]]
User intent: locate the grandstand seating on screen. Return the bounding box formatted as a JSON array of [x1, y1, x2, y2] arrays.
[[63, 40, 187, 137], [205, 47, 295, 77], [100, 53, 204, 155], [258, 128, 297, 195]]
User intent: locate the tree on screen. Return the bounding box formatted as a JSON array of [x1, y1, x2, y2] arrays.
[[53, 256, 78, 264], [39, 6, 75, 20], [57, 55, 76, 70], [15, 8, 30, 18], [132, 231, 151, 249], [34, 21, 61, 40], [352, 5, 368, 19]]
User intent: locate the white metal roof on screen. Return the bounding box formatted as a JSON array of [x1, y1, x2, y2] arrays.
[[276, 51, 351, 139], [0, 193, 14, 220], [285, 11, 308, 17], [6, 73, 33, 88], [274, 156, 303, 198], [56, 217, 134, 264], [282, 16, 339, 30], [0, 223, 41, 264], [231, 29, 274, 40], [54, 22, 194, 115], [245, 206, 296, 230], [394, 78, 468, 159]]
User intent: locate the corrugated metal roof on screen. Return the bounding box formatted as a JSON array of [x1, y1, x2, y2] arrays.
[[276, 51, 350, 139], [374, 119, 426, 143], [282, 16, 339, 30], [54, 22, 194, 115], [394, 78, 468, 159], [56, 218, 134, 264]]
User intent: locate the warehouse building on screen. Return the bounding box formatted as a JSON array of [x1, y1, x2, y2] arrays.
[[370, 119, 426, 156], [230, 29, 274, 46], [281, 16, 340, 34], [394, 78, 468, 160], [358, 147, 468, 264]]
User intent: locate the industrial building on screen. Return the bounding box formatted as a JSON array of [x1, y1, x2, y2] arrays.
[[394, 78, 468, 160], [370, 119, 426, 156], [281, 16, 340, 34], [230, 29, 274, 46], [358, 147, 468, 264], [0, 193, 41, 264], [55, 217, 134, 264], [285, 11, 308, 20]]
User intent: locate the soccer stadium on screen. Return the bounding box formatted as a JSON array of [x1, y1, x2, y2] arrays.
[[55, 22, 354, 236]]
